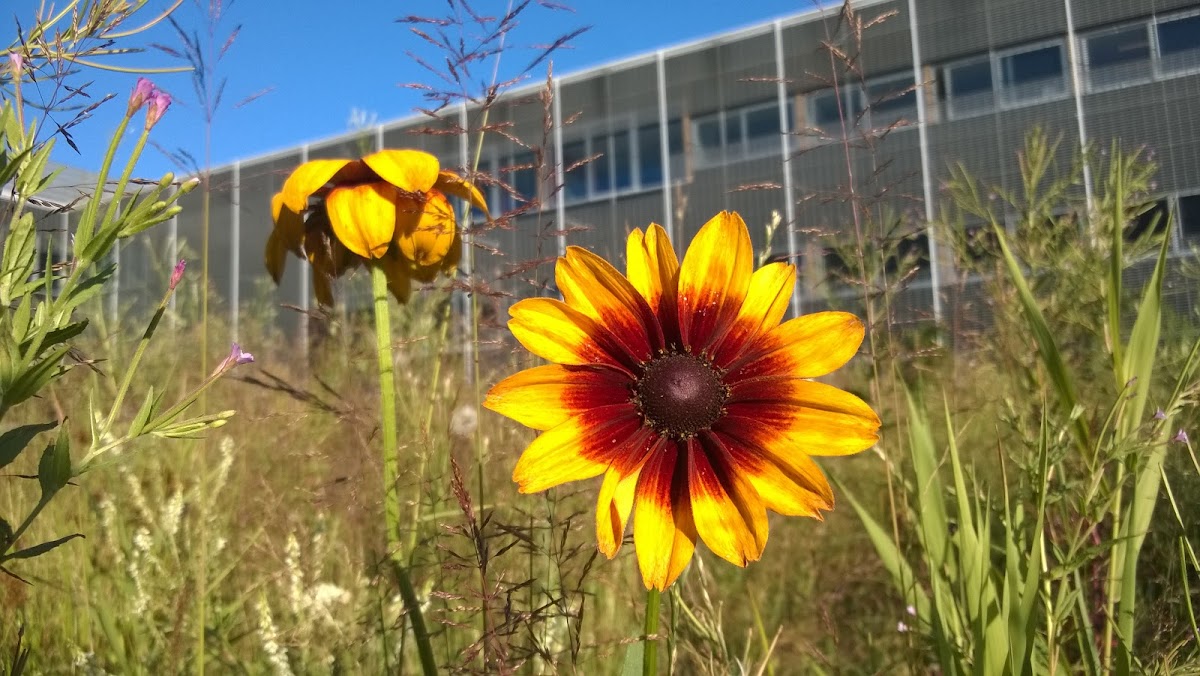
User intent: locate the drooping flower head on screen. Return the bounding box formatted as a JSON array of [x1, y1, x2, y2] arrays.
[[128, 77, 156, 117], [145, 89, 171, 130], [484, 212, 880, 590], [266, 149, 488, 306]]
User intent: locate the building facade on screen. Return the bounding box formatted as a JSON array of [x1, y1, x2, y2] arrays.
[[133, 0, 1200, 347]]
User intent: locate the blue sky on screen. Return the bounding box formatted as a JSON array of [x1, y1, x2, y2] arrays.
[[13, 0, 824, 177]]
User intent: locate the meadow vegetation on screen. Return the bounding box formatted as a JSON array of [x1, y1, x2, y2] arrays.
[[2, 1, 1200, 674]]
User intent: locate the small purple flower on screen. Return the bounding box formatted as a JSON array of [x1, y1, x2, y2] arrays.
[[1153, 408, 1167, 421], [897, 621, 909, 633], [1174, 429, 1189, 444], [214, 342, 255, 375], [169, 259, 186, 290], [906, 604, 916, 617], [145, 90, 172, 130], [128, 77, 156, 116], [8, 52, 22, 76]]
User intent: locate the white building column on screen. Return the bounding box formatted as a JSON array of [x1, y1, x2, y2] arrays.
[[774, 19, 801, 318], [906, 0, 943, 327], [1063, 0, 1095, 213], [656, 49, 674, 246], [229, 161, 240, 343]]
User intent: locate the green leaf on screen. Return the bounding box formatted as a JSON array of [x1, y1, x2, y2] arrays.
[[37, 423, 71, 498], [18, 319, 88, 359], [1, 344, 71, 413], [620, 640, 645, 676], [1118, 231, 1168, 436], [127, 386, 161, 438], [59, 265, 115, 314], [0, 421, 57, 471], [5, 532, 83, 560]]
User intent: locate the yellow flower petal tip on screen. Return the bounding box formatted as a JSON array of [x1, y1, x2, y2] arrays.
[[488, 210, 879, 590]]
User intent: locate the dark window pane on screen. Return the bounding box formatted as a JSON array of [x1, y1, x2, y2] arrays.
[[724, 113, 743, 147], [1127, 199, 1168, 242], [812, 90, 844, 128], [1086, 26, 1151, 88], [562, 140, 587, 201], [1001, 45, 1065, 103], [638, 124, 663, 187], [1180, 194, 1200, 238], [667, 119, 684, 156], [613, 130, 632, 190], [868, 75, 916, 126], [947, 59, 994, 117], [502, 152, 536, 211], [1157, 15, 1200, 72], [745, 104, 781, 139], [590, 134, 611, 195], [697, 117, 721, 149]]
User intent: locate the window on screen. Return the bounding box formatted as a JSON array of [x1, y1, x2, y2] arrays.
[[500, 152, 537, 212], [1156, 14, 1200, 74], [696, 116, 722, 150], [691, 102, 785, 163], [867, 74, 917, 128], [945, 58, 994, 118], [745, 104, 782, 140], [638, 123, 663, 187], [1085, 25, 1151, 90], [999, 43, 1065, 105], [810, 89, 859, 134], [561, 140, 587, 201], [613, 130, 632, 191], [590, 133, 612, 195], [1179, 194, 1200, 239], [1126, 198, 1169, 243]]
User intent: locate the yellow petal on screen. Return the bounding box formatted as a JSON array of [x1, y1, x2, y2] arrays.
[[728, 311, 865, 380], [688, 435, 768, 566], [634, 442, 696, 590], [325, 183, 398, 260], [723, 379, 880, 456], [280, 159, 352, 213], [507, 298, 637, 371], [677, 211, 754, 353], [396, 191, 457, 267], [434, 170, 490, 219], [557, 246, 659, 362], [511, 406, 642, 494], [626, 223, 680, 319], [483, 364, 634, 431], [713, 262, 796, 367], [716, 430, 833, 516], [362, 149, 439, 194], [597, 462, 643, 558], [270, 192, 306, 254]]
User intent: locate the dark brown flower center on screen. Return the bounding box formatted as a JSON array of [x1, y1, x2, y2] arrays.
[[634, 352, 728, 440]]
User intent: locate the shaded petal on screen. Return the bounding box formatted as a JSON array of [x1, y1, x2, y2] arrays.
[[484, 364, 633, 431], [713, 430, 833, 517], [558, 246, 661, 361], [597, 454, 647, 558], [722, 378, 880, 456], [396, 190, 457, 267], [508, 298, 639, 372], [363, 149, 439, 194], [689, 434, 768, 566], [727, 311, 865, 381], [325, 182, 397, 259], [677, 212, 753, 354], [712, 262, 796, 369], [633, 441, 696, 590], [377, 254, 412, 304], [270, 192, 306, 254], [434, 170, 490, 218], [281, 158, 352, 212], [512, 405, 643, 493], [264, 227, 288, 284]]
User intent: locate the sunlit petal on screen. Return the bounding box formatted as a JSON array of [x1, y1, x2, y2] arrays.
[[325, 182, 397, 259], [712, 262, 796, 368], [633, 441, 696, 590], [689, 434, 768, 566], [363, 149, 439, 194], [677, 211, 753, 354], [508, 298, 639, 372], [396, 190, 457, 266], [597, 454, 647, 558], [280, 158, 352, 212], [434, 170, 490, 218], [484, 364, 634, 431], [723, 378, 880, 456], [727, 311, 865, 381], [714, 430, 833, 517], [558, 246, 661, 361], [512, 406, 643, 493]]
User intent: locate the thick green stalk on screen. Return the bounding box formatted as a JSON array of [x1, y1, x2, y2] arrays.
[[371, 264, 437, 676], [644, 588, 662, 676]]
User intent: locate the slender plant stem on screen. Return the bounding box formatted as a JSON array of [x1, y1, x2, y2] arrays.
[[371, 264, 438, 676], [644, 588, 662, 676]]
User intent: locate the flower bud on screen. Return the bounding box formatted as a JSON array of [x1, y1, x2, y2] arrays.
[[169, 259, 186, 290], [145, 90, 172, 130], [128, 77, 156, 117], [158, 172, 175, 190]]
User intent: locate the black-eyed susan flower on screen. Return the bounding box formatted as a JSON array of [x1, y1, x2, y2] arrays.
[[265, 149, 487, 305], [484, 211, 880, 590]]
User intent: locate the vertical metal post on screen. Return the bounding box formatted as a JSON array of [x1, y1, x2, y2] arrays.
[[906, 0, 943, 327], [458, 102, 475, 383], [1063, 0, 1095, 213], [774, 20, 801, 318], [553, 77, 568, 257], [229, 161, 240, 342], [656, 50, 674, 245]]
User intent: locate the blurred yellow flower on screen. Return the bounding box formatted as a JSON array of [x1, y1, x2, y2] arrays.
[[265, 149, 487, 305], [484, 211, 880, 590]]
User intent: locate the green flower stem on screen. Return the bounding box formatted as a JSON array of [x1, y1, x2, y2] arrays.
[[371, 263, 437, 676], [97, 127, 152, 236], [102, 283, 175, 433], [644, 587, 662, 676]]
